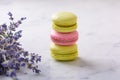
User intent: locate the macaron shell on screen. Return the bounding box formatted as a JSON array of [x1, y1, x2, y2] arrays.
[[52, 12, 77, 26], [51, 30, 78, 45], [50, 43, 78, 55], [52, 23, 77, 33], [51, 52, 78, 61]]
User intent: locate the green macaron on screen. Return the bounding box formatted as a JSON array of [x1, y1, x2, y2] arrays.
[[50, 43, 78, 61]]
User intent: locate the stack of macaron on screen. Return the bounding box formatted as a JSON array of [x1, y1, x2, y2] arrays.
[[50, 12, 79, 61]]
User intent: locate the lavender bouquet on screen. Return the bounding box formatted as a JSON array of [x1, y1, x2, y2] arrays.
[[0, 12, 41, 80]]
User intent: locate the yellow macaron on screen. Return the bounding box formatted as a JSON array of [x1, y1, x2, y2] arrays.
[[52, 12, 77, 33], [50, 43, 78, 60]]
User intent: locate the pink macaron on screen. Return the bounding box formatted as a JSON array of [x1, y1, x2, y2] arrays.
[[50, 30, 78, 45]]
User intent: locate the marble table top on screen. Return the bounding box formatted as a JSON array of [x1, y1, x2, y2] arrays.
[[0, 0, 120, 80]]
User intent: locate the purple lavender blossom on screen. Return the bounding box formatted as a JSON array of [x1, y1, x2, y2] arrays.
[[8, 12, 14, 20], [1, 24, 7, 31], [0, 12, 41, 80], [21, 17, 26, 20], [8, 12, 12, 16]]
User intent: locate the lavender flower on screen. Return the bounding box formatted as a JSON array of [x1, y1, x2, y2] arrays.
[[0, 12, 41, 80], [21, 17, 26, 21], [8, 12, 12, 16], [1, 24, 7, 31], [8, 12, 14, 20]]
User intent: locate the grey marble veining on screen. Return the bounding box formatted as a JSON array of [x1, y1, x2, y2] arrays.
[[0, 0, 120, 80]]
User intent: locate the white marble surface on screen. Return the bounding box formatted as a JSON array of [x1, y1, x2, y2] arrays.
[[0, 0, 120, 80]]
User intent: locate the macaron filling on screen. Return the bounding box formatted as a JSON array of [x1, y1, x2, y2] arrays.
[[51, 51, 78, 55], [52, 23, 77, 33], [54, 23, 77, 27], [51, 52, 78, 60]]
